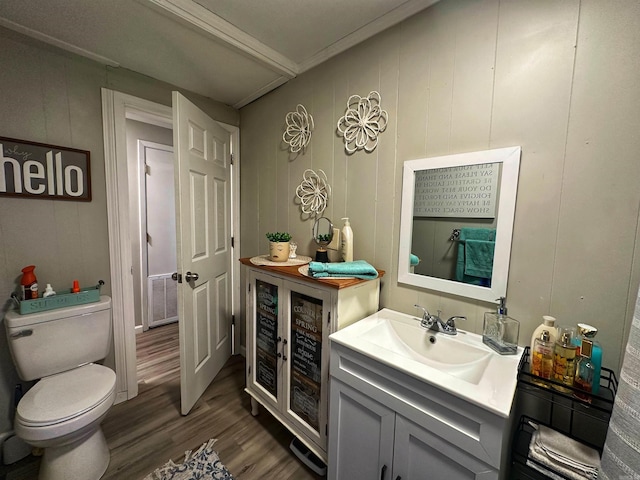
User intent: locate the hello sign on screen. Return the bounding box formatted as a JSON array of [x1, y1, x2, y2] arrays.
[[0, 136, 91, 201]]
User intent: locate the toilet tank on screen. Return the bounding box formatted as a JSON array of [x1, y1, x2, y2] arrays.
[[5, 296, 112, 381]]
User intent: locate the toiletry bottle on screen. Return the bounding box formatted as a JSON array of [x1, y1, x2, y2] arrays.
[[552, 327, 577, 392], [531, 315, 557, 356], [20, 265, 38, 300], [482, 297, 520, 355], [572, 324, 603, 394], [72, 280, 80, 293], [43, 284, 56, 298], [574, 338, 595, 402], [341, 217, 353, 262], [531, 330, 553, 381]]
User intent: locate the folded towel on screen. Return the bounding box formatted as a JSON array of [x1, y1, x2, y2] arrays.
[[464, 239, 495, 278], [526, 424, 600, 480], [308, 260, 378, 280], [455, 228, 496, 286], [410, 254, 420, 267]]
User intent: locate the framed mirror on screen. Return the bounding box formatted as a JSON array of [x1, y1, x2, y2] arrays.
[[398, 146, 521, 302]]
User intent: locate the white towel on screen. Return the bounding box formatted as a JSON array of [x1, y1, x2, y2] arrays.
[[527, 424, 600, 480]]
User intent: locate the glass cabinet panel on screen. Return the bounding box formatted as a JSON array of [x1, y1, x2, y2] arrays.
[[289, 291, 323, 431], [255, 279, 279, 398]]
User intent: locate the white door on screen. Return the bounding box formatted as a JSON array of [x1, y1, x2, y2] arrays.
[[173, 91, 232, 415]]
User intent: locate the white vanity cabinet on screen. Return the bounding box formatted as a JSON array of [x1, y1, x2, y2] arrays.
[[241, 259, 382, 463], [329, 342, 511, 480]]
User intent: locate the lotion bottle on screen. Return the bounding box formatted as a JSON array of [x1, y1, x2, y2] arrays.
[[531, 315, 557, 356], [341, 217, 353, 262]]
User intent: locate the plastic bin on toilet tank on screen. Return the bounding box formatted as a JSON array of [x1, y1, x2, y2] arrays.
[[4, 296, 112, 381]]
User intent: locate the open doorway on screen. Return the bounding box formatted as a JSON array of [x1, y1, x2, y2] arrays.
[[101, 89, 241, 405]]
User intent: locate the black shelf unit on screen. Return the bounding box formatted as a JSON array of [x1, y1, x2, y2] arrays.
[[511, 347, 618, 479]]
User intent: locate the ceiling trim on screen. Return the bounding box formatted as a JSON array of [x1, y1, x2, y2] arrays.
[[0, 17, 121, 67], [297, 0, 441, 73], [142, 0, 298, 78], [232, 76, 289, 110]]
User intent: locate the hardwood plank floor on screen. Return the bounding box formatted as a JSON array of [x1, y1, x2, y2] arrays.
[[1, 323, 324, 479]]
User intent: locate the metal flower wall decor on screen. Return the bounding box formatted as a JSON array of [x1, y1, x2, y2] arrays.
[[295, 169, 331, 217], [337, 91, 388, 154], [283, 104, 314, 153]]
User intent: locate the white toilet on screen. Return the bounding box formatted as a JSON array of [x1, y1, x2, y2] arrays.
[[5, 296, 116, 480]]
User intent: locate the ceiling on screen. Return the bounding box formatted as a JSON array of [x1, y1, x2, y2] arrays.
[[0, 0, 439, 108]]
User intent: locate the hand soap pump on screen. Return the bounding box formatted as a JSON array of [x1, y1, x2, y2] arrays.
[[482, 296, 520, 355]]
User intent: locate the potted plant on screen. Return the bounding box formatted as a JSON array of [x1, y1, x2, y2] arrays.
[[266, 232, 292, 262]]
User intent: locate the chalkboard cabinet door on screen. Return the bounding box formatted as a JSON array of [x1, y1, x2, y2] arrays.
[[246, 269, 331, 458]]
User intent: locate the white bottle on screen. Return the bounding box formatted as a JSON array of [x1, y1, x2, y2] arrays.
[[530, 315, 557, 355], [341, 217, 353, 262]]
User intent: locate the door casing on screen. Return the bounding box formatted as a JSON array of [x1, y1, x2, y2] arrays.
[[101, 88, 241, 403]]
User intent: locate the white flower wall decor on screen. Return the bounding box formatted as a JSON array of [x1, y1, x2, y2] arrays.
[[295, 169, 331, 217], [337, 91, 388, 154], [283, 104, 314, 153]]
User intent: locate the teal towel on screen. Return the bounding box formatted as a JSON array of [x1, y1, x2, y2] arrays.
[[309, 260, 378, 280], [455, 228, 496, 286], [464, 240, 495, 278], [410, 254, 420, 267]]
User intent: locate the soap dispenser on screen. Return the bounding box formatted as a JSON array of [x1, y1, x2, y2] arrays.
[[482, 297, 520, 355]]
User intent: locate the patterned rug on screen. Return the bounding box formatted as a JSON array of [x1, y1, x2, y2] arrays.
[[143, 439, 234, 480]]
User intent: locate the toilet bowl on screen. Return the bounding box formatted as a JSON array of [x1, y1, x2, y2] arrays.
[[5, 296, 115, 480]]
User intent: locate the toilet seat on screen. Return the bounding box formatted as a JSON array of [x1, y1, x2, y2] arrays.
[[15, 364, 116, 443]]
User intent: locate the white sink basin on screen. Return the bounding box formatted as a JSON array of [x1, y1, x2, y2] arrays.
[[329, 308, 524, 417], [358, 315, 492, 384]]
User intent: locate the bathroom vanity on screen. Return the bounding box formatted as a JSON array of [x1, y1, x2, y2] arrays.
[[328, 309, 523, 480], [241, 258, 383, 463]]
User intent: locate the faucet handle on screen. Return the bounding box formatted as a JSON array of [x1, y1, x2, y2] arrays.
[[414, 304, 430, 319], [446, 316, 466, 328]]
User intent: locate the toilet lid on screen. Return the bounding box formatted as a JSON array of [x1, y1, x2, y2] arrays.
[[17, 364, 116, 426]]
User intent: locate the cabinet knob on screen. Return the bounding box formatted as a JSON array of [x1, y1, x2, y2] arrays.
[[277, 336, 282, 343], [277, 353, 282, 358], [283, 339, 288, 345], [283, 354, 287, 361]]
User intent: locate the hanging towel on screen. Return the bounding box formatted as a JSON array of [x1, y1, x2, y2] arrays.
[[455, 228, 496, 286], [308, 260, 378, 280], [464, 240, 495, 278]]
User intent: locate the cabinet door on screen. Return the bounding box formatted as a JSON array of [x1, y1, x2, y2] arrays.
[[328, 379, 395, 480], [393, 415, 499, 480], [285, 281, 332, 450], [247, 271, 284, 412]]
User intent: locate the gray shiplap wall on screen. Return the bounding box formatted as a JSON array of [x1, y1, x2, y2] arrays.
[[239, 0, 640, 374]]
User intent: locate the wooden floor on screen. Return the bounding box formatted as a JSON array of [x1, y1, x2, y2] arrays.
[[2, 323, 324, 480]]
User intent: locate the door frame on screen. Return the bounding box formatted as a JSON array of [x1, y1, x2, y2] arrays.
[[101, 88, 241, 403]]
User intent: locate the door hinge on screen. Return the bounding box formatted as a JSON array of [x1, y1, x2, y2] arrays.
[[326, 424, 328, 436], [231, 236, 234, 248], [328, 311, 331, 326], [230, 153, 234, 165], [248, 365, 251, 377], [248, 283, 251, 293], [232, 314, 235, 326], [144, 164, 150, 175]]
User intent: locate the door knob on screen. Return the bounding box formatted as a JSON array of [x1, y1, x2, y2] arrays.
[[185, 271, 199, 282], [171, 272, 182, 283]]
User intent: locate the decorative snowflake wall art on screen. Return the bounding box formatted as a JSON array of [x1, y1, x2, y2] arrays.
[[283, 104, 314, 153], [295, 169, 331, 217], [337, 91, 388, 154]]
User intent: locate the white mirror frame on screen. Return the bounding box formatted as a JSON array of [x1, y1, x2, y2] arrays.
[[398, 146, 521, 302]]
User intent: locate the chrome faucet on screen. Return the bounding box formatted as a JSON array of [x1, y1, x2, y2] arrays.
[[414, 304, 466, 336]]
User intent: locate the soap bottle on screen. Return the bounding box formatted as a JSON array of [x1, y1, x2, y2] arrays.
[[341, 217, 353, 262], [482, 297, 520, 355], [574, 338, 595, 402], [531, 330, 553, 381], [531, 315, 557, 356], [572, 324, 602, 394], [552, 327, 577, 392]]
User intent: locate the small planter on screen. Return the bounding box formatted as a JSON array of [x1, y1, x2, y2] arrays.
[[266, 232, 293, 262], [269, 241, 291, 262]]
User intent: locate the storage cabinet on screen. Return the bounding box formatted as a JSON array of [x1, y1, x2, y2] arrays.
[[242, 259, 382, 463], [329, 342, 510, 480], [510, 347, 618, 479]]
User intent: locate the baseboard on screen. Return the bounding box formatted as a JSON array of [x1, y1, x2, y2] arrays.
[[134, 324, 143, 335]]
